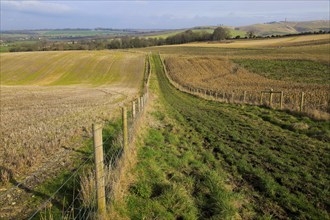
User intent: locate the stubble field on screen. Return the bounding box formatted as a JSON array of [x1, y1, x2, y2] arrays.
[[0, 50, 145, 188]]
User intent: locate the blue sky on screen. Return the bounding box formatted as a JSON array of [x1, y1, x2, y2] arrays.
[[1, 1, 329, 30]]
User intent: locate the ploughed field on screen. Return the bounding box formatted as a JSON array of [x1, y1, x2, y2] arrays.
[[0, 51, 145, 196]]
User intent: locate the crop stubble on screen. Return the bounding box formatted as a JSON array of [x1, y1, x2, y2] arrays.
[[0, 51, 145, 186]]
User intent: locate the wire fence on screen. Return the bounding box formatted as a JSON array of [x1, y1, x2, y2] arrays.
[[159, 53, 330, 118], [0, 53, 151, 220]]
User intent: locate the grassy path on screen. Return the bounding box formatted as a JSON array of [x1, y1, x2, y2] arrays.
[[115, 54, 329, 219]]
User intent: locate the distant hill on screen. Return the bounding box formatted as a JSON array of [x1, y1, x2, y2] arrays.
[[144, 20, 329, 39], [143, 26, 246, 39], [237, 20, 330, 36]]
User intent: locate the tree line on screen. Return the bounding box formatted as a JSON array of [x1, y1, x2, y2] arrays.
[[7, 27, 330, 52], [7, 27, 230, 52]]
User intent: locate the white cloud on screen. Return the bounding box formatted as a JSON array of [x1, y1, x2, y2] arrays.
[[1, 0, 72, 15]]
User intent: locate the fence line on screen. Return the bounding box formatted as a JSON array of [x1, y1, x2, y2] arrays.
[[159, 53, 329, 118], [4, 53, 152, 220]]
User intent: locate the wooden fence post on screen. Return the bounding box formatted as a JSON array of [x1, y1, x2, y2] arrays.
[[132, 101, 136, 119], [280, 91, 283, 109], [231, 93, 235, 103], [243, 91, 246, 103], [140, 96, 144, 111], [122, 107, 128, 150], [137, 97, 141, 113], [269, 89, 273, 107], [300, 92, 305, 112], [260, 92, 263, 104], [93, 124, 106, 217]]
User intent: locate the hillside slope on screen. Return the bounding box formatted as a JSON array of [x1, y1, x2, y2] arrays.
[[145, 26, 246, 39], [238, 20, 330, 36], [0, 51, 145, 87]]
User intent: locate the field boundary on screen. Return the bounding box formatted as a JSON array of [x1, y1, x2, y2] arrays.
[[159, 53, 329, 119]]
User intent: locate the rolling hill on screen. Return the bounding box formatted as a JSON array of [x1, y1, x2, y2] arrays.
[[144, 26, 246, 38], [0, 50, 145, 86], [237, 20, 330, 36], [143, 20, 329, 39]]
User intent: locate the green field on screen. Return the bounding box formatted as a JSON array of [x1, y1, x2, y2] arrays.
[[0, 51, 145, 86], [112, 54, 330, 219], [145, 30, 185, 39], [233, 59, 330, 84]]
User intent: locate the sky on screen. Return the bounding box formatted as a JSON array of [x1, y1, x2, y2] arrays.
[[0, 0, 329, 30]]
